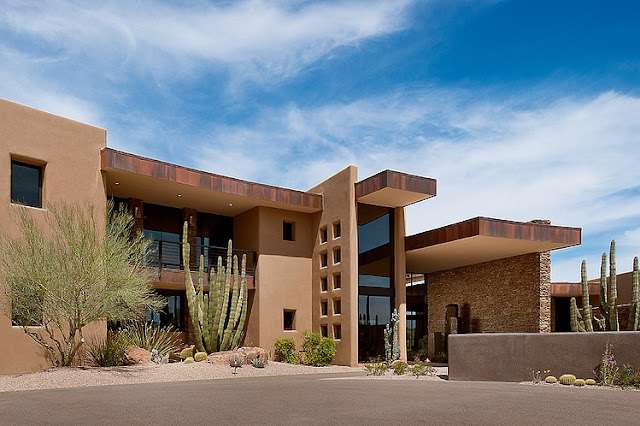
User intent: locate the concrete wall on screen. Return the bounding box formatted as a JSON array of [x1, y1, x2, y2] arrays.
[[427, 252, 551, 336], [449, 331, 640, 382], [0, 98, 107, 374], [309, 166, 359, 366]]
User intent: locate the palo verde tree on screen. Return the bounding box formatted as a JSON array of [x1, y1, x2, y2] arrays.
[[0, 200, 165, 367]]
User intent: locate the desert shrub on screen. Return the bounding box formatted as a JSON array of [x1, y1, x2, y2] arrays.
[[86, 333, 129, 367], [392, 360, 408, 375], [274, 337, 299, 364], [364, 357, 388, 376], [617, 363, 640, 388], [409, 358, 436, 378], [121, 321, 181, 356], [301, 331, 336, 366]]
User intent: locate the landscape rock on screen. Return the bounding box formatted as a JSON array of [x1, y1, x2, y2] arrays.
[[125, 346, 153, 365]]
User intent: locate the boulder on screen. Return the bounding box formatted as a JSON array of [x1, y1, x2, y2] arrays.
[[206, 347, 269, 365], [125, 346, 153, 365]]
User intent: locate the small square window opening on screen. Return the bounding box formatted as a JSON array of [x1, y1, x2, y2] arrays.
[[11, 160, 43, 208], [333, 222, 341, 239], [320, 253, 328, 268], [333, 274, 341, 290], [320, 325, 328, 338], [334, 299, 341, 315], [333, 248, 341, 265], [283, 221, 295, 241], [321, 300, 328, 316], [284, 310, 295, 330], [320, 227, 328, 244], [333, 324, 342, 340], [321, 277, 328, 292]]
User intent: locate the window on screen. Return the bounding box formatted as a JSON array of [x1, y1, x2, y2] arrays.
[[320, 227, 328, 244], [284, 310, 295, 330], [333, 274, 341, 290], [320, 252, 328, 268], [333, 324, 342, 340], [333, 222, 341, 239], [334, 299, 341, 315], [321, 300, 328, 316], [321, 276, 328, 292], [333, 248, 341, 264], [145, 290, 185, 330], [11, 160, 43, 208], [320, 325, 328, 337], [283, 221, 294, 241]]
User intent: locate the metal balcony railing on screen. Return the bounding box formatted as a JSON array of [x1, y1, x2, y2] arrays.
[[145, 240, 256, 276]]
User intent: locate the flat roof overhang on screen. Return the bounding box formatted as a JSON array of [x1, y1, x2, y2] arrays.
[[356, 170, 436, 208], [406, 217, 581, 274], [101, 148, 323, 216]]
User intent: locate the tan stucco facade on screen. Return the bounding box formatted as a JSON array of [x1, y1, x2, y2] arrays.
[[1, 98, 581, 374], [0, 98, 107, 374]]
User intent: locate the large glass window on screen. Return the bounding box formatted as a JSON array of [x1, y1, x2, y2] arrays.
[[11, 160, 43, 208], [146, 290, 185, 331], [357, 203, 394, 362]]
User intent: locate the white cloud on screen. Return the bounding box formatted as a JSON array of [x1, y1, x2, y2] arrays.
[[187, 89, 640, 281], [0, 0, 414, 82]]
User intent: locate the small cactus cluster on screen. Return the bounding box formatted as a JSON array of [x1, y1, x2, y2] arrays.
[[556, 374, 595, 387], [180, 346, 208, 363], [559, 374, 576, 385], [182, 222, 249, 353], [383, 309, 401, 365], [571, 241, 640, 331], [545, 375, 557, 384]]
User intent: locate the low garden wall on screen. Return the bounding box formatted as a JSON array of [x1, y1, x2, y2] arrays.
[[448, 331, 640, 382]]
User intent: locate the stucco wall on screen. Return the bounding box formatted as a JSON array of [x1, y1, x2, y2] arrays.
[[449, 331, 640, 382], [308, 166, 358, 366], [427, 252, 551, 336], [0, 98, 107, 374]]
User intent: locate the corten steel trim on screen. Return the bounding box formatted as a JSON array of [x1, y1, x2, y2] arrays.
[[355, 170, 437, 200], [101, 148, 323, 210], [405, 217, 582, 251]]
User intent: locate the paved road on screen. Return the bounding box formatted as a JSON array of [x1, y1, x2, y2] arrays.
[[1, 373, 639, 425]]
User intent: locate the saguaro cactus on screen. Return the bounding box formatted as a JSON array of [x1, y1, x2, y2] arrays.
[[182, 221, 248, 353], [384, 309, 400, 365], [628, 257, 639, 331], [581, 260, 593, 332], [609, 241, 619, 331], [570, 297, 585, 332]]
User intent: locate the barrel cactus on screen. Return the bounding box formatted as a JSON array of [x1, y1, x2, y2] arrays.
[[180, 347, 194, 359], [194, 351, 207, 362], [585, 379, 597, 386], [574, 379, 586, 387], [545, 376, 557, 384], [559, 374, 576, 385], [183, 356, 194, 364], [182, 221, 249, 354]]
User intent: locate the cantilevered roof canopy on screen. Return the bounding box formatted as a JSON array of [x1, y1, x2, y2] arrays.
[[356, 170, 436, 208], [406, 217, 581, 274], [101, 148, 323, 216]]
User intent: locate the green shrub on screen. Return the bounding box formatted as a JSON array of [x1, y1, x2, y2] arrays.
[[86, 333, 129, 367], [409, 358, 436, 378], [121, 321, 181, 356], [274, 337, 299, 364], [301, 331, 336, 366], [364, 357, 388, 376], [392, 360, 408, 375]]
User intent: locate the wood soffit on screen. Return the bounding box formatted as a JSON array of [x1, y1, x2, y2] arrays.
[[406, 217, 582, 251], [101, 148, 322, 211], [355, 170, 437, 207]]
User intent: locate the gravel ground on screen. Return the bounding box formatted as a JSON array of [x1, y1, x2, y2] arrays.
[[0, 362, 448, 393]]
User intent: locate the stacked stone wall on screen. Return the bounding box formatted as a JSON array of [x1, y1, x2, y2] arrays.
[[427, 252, 550, 335]]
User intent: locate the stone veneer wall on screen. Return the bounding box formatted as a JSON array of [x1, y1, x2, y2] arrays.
[[427, 252, 551, 335]]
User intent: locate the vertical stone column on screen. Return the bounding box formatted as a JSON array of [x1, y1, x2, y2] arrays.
[[531, 219, 552, 333], [394, 207, 407, 361], [128, 198, 144, 236], [182, 208, 198, 269]]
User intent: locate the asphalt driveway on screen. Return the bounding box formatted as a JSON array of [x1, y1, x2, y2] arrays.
[[1, 372, 638, 425]]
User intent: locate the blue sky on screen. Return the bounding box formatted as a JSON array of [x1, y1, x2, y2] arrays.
[[2, 0, 639, 281]]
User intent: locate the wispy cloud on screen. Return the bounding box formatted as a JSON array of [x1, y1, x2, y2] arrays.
[[188, 89, 640, 280], [1, 0, 414, 83]]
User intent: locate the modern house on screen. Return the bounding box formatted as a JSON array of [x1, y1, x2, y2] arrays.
[[0, 98, 582, 374]]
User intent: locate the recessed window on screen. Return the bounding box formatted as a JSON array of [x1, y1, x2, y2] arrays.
[[320, 252, 328, 268], [333, 324, 342, 340], [321, 325, 328, 338], [333, 273, 341, 290], [321, 277, 328, 292], [320, 227, 328, 244], [334, 299, 341, 315], [321, 300, 328, 316], [283, 221, 295, 241], [333, 248, 341, 265], [284, 310, 295, 331], [11, 160, 43, 208], [333, 222, 341, 239]]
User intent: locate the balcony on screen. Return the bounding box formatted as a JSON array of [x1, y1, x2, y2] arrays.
[[144, 240, 256, 289]]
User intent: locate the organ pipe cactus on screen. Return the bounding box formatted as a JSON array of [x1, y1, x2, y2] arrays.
[[599, 252, 610, 330], [628, 257, 639, 331], [609, 241, 619, 331], [182, 221, 248, 353], [581, 260, 593, 332]]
